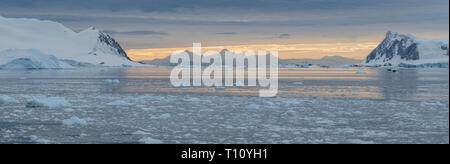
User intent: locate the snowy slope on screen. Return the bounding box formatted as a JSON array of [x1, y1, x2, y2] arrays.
[[0, 16, 137, 66], [364, 31, 449, 67], [0, 49, 73, 69]]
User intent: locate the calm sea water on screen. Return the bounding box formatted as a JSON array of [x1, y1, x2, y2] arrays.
[[0, 67, 448, 144]]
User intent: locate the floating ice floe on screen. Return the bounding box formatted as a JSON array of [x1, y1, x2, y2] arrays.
[[292, 82, 303, 85], [139, 137, 163, 144], [132, 130, 152, 135], [26, 96, 72, 108], [107, 100, 132, 106], [62, 116, 88, 126], [0, 49, 73, 69], [29, 135, 52, 144], [152, 113, 172, 119], [348, 139, 376, 144], [355, 71, 367, 74], [105, 79, 120, 85], [244, 104, 260, 110], [282, 110, 297, 118], [63, 108, 75, 112], [0, 95, 18, 105]]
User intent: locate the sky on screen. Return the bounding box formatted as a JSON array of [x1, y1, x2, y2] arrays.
[[0, 0, 448, 60]]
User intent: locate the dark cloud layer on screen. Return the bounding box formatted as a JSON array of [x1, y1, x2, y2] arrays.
[[1, 0, 447, 12], [0, 0, 447, 49], [104, 30, 168, 36]]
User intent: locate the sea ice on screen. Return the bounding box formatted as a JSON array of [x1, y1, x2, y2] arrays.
[[0, 95, 18, 105], [292, 82, 303, 85], [0, 49, 73, 69], [62, 116, 88, 126], [152, 113, 172, 119], [244, 104, 260, 110], [106, 100, 131, 106], [63, 108, 75, 112]]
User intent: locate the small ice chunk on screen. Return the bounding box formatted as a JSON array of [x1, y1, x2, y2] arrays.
[[189, 98, 201, 102], [152, 113, 171, 119], [105, 79, 120, 85], [29, 135, 52, 144], [244, 104, 260, 110], [26, 96, 71, 108], [348, 139, 375, 144], [356, 71, 367, 74], [341, 128, 356, 133], [133, 130, 151, 135], [123, 97, 138, 103], [0, 95, 18, 105], [62, 116, 88, 126], [215, 86, 226, 91], [139, 137, 163, 144], [63, 108, 75, 112], [292, 82, 303, 85]]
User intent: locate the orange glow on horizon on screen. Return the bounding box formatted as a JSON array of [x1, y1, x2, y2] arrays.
[[126, 42, 379, 61]]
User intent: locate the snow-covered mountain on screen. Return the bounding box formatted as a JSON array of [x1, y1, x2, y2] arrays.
[[141, 50, 361, 67], [0, 16, 137, 67], [364, 31, 449, 67]]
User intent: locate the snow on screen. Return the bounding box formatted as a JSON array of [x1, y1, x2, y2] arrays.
[[139, 137, 164, 144], [29, 135, 52, 144], [244, 104, 260, 110], [0, 95, 18, 105], [0, 67, 447, 144], [0, 16, 138, 67], [133, 131, 152, 135], [292, 82, 303, 85], [364, 31, 449, 67], [0, 49, 73, 69], [107, 100, 131, 106], [26, 96, 72, 108], [152, 113, 172, 119], [63, 108, 75, 112], [62, 116, 88, 126], [348, 139, 376, 144]]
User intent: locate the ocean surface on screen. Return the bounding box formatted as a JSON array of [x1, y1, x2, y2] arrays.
[[0, 67, 448, 144]]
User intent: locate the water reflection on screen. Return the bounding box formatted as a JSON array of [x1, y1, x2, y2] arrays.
[[0, 67, 447, 102]]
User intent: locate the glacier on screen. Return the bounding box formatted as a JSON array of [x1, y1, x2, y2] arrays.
[[364, 31, 449, 67], [0, 49, 73, 69], [0, 16, 138, 67]]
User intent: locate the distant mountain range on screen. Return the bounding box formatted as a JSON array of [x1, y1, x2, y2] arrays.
[[140, 50, 362, 67], [363, 31, 449, 67], [0, 16, 137, 69]]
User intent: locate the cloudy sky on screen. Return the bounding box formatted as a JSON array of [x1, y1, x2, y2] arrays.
[[1, 0, 448, 60]]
